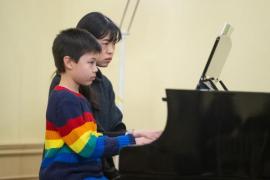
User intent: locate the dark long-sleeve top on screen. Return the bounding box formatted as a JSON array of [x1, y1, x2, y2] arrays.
[[39, 86, 135, 180], [91, 70, 126, 134]]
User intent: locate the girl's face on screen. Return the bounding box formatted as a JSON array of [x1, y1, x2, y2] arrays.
[[96, 34, 116, 67]]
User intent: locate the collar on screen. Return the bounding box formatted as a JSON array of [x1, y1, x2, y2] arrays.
[[54, 85, 82, 97], [95, 68, 103, 82]]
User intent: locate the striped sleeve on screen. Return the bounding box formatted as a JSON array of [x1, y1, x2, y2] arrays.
[[48, 96, 135, 158]]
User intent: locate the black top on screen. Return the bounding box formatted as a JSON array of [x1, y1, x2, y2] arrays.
[[91, 69, 126, 134]]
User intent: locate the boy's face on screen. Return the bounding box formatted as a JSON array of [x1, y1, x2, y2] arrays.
[[70, 52, 99, 86], [96, 34, 116, 68]]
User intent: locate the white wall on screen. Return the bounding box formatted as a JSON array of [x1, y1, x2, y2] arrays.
[[0, 0, 270, 145], [121, 0, 270, 130], [0, 0, 125, 144]]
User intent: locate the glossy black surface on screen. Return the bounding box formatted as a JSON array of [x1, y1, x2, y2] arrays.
[[118, 89, 270, 180]]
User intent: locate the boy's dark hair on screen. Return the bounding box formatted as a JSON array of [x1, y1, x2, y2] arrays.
[[52, 28, 101, 73], [76, 12, 122, 43]]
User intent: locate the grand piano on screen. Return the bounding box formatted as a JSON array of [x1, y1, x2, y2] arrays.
[[118, 89, 270, 180], [118, 25, 270, 180]]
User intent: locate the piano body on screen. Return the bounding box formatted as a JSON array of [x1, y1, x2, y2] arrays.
[[118, 89, 270, 180]]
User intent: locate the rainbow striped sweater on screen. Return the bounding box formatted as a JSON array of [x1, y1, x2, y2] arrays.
[[39, 86, 135, 180]]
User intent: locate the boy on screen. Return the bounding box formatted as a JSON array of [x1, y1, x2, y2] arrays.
[[40, 28, 151, 180]]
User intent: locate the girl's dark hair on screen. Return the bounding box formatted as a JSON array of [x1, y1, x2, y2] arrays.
[[76, 12, 122, 110], [76, 12, 122, 43], [52, 28, 101, 74]]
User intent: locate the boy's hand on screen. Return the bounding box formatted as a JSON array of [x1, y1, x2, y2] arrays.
[[132, 130, 162, 141], [135, 136, 155, 145]]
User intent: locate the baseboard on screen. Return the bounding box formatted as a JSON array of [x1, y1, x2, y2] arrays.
[[0, 143, 43, 156], [0, 143, 43, 179], [0, 174, 38, 180]]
